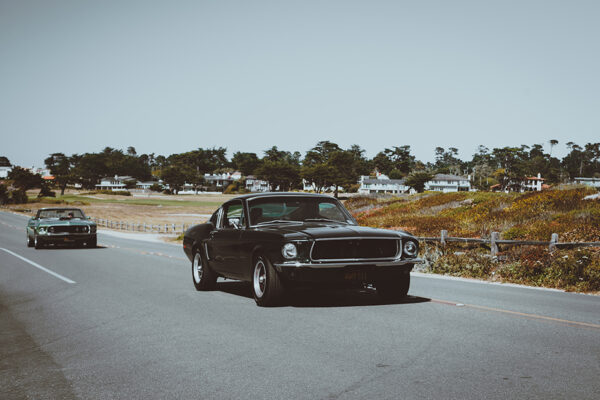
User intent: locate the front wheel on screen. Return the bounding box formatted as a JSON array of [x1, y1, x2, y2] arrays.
[[376, 273, 410, 302], [192, 249, 217, 291], [34, 235, 44, 249], [252, 255, 284, 307], [26, 233, 34, 247], [86, 235, 97, 248]]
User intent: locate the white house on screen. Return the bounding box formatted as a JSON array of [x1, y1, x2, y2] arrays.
[[425, 174, 471, 192], [136, 181, 159, 190], [245, 175, 270, 192], [302, 179, 339, 193], [358, 174, 411, 194], [523, 173, 545, 191], [0, 165, 11, 179], [96, 176, 133, 191], [204, 171, 242, 189], [573, 177, 600, 188], [490, 173, 547, 193]]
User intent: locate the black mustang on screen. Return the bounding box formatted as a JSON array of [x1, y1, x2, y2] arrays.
[[183, 193, 422, 306]]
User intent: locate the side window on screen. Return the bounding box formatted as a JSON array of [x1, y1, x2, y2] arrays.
[[220, 201, 245, 229]]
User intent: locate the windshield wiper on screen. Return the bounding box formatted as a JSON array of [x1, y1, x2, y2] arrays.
[[304, 218, 347, 224], [255, 219, 302, 226]]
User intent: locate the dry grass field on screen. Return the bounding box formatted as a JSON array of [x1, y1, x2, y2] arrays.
[[7, 190, 237, 227]]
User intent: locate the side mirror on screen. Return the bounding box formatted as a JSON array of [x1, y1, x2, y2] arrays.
[[228, 218, 240, 229]]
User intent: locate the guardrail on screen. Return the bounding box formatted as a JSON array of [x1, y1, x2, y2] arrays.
[[417, 230, 600, 256]]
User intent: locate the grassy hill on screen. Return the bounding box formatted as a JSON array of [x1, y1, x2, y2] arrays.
[[346, 187, 600, 242], [345, 187, 600, 293]]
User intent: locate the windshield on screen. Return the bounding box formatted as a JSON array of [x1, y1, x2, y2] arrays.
[[37, 209, 85, 220], [247, 197, 355, 226]]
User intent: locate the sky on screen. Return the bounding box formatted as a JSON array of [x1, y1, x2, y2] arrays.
[[1, 0, 599, 168]]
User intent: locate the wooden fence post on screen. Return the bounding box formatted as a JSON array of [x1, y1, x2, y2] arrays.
[[550, 233, 558, 252], [440, 230, 448, 246], [491, 231, 499, 257]]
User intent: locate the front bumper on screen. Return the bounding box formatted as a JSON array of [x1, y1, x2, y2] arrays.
[[274, 258, 423, 283], [38, 233, 95, 243]]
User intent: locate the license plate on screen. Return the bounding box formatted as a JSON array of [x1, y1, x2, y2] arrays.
[[344, 271, 367, 281]]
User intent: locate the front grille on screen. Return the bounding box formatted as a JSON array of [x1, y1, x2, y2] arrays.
[[310, 238, 399, 261], [49, 226, 89, 233]]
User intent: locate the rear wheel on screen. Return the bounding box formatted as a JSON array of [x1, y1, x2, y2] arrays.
[[252, 255, 284, 307], [192, 249, 217, 291], [376, 273, 410, 302]]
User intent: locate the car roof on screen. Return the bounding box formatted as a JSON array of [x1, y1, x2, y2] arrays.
[[232, 192, 336, 201]]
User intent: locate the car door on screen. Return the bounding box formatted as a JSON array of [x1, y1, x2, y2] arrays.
[[205, 200, 246, 277]]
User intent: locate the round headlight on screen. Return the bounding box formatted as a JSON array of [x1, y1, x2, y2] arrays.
[[403, 241, 418, 257], [39, 227, 47, 234], [282, 243, 298, 259]]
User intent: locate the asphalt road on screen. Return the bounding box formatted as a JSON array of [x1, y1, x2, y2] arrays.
[[1, 210, 599, 399]]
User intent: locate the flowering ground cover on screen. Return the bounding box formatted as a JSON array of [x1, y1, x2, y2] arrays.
[[346, 188, 600, 292]]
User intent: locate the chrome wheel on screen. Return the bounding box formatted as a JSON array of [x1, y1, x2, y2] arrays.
[[191, 249, 217, 291], [253, 259, 267, 298], [193, 252, 203, 283]]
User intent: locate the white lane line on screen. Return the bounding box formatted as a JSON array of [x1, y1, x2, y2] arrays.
[[0, 248, 76, 284]]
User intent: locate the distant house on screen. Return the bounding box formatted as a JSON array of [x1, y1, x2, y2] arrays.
[[0, 165, 11, 179], [204, 171, 243, 190], [96, 176, 134, 191], [0, 157, 11, 179], [491, 173, 547, 192], [245, 175, 270, 192], [302, 179, 338, 193], [425, 174, 471, 192], [136, 181, 159, 190], [358, 174, 411, 194], [573, 177, 600, 189]]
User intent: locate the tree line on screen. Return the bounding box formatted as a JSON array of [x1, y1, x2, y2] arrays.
[[1, 140, 599, 203]]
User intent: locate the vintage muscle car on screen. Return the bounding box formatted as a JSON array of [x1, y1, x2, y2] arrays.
[[183, 193, 422, 306], [26, 207, 97, 249]]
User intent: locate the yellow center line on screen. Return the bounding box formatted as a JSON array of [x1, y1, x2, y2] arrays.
[[431, 299, 600, 330]]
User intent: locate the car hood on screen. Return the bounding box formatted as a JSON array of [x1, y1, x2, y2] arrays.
[[256, 222, 412, 240]]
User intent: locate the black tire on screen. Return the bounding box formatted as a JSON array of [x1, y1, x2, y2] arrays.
[[376, 272, 410, 302], [252, 254, 284, 307], [192, 248, 217, 291], [34, 235, 44, 249], [86, 235, 97, 248], [27, 233, 34, 247]]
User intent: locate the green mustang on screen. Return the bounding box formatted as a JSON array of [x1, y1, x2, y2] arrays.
[[26, 207, 97, 249]]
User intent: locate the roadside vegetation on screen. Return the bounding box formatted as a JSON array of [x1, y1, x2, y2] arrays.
[[346, 188, 600, 293]]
